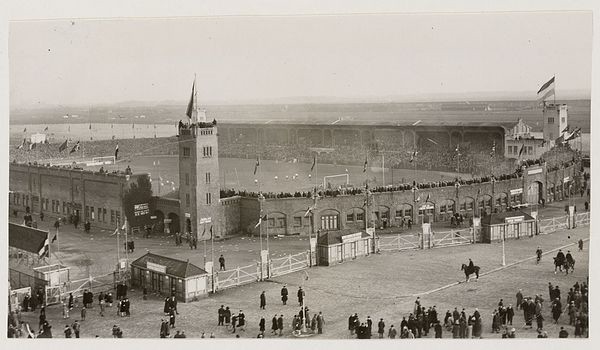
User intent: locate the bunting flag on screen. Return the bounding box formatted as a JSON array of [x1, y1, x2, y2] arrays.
[[518, 144, 525, 157], [409, 150, 418, 163], [537, 76, 555, 103], [363, 156, 368, 173], [254, 157, 260, 175], [310, 156, 316, 172], [69, 141, 81, 154], [38, 235, 50, 259], [115, 143, 119, 160], [186, 79, 195, 118], [490, 142, 496, 158], [304, 206, 315, 217], [58, 139, 68, 152], [44, 126, 49, 131], [254, 214, 268, 228]]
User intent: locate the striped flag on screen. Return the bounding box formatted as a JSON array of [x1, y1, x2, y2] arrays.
[[38, 234, 50, 259], [566, 127, 582, 141], [58, 139, 68, 152], [254, 214, 268, 228], [254, 157, 260, 175], [537, 76, 555, 103], [69, 141, 80, 154], [518, 144, 525, 157]]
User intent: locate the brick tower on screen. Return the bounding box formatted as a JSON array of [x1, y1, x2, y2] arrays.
[[178, 86, 220, 241]]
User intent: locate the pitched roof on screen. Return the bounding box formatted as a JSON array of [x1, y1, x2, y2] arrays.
[[317, 229, 371, 245], [131, 252, 207, 278], [9, 223, 48, 254]]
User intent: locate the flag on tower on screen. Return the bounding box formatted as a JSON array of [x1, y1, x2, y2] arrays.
[[186, 79, 195, 118], [58, 139, 68, 152], [254, 157, 260, 175], [409, 150, 418, 163], [115, 143, 119, 160], [537, 76, 555, 103]]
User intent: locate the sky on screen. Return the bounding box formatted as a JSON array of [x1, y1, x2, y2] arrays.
[[9, 12, 593, 107]]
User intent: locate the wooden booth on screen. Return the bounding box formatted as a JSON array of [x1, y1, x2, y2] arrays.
[[480, 211, 536, 243], [130, 253, 209, 302], [317, 229, 373, 266]]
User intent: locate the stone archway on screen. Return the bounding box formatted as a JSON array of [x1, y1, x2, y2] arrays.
[[167, 212, 180, 234], [528, 181, 544, 206], [153, 210, 165, 234]]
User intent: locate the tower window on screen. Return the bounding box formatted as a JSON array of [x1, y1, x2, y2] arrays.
[[183, 147, 191, 157], [206, 193, 212, 205], [547, 117, 554, 124], [205, 172, 211, 184], [185, 173, 189, 186], [185, 193, 190, 207]]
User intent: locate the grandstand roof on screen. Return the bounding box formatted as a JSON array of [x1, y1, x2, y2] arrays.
[[317, 229, 371, 245], [221, 119, 511, 130], [131, 252, 207, 278], [9, 223, 48, 254], [481, 210, 534, 226]]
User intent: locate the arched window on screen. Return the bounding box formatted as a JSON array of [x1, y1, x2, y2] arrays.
[[319, 209, 339, 231], [396, 203, 413, 218]]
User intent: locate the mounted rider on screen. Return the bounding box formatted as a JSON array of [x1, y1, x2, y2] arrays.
[[468, 259, 474, 270], [565, 250, 575, 266], [555, 249, 565, 266]]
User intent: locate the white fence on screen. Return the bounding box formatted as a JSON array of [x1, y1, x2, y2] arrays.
[[214, 263, 261, 291], [269, 251, 311, 278], [538, 215, 570, 234], [575, 212, 590, 226], [431, 228, 473, 248], [378, 234, 421, 252]]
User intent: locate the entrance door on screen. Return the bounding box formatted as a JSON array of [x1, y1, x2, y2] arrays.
[[528, 182, 542, 205]]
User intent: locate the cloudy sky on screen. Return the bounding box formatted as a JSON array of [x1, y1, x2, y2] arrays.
[[9, 11, 593, 106]]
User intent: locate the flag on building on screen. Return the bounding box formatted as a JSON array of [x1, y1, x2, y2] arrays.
[[23, 127, 27, 132], [310, 156, 316, 172], [537, 76, 555, 103], [38, 235, 50, 259], [363, 156, 368, 173], [69, 141, 80, 154], [566, 127, 582, 141], [304, 206, 315, 217], [115, 143, 119, 160], [44, 126, 49, 131], [254, 157, 260, 175], [409, 150, 418, 163], [186, 79, 195, 118], [518, 144, 525, 157], [29, 142, 37, 151], [255, 214, 268, 228], [58, 139, 68, 152], [561, 125, 570, 134]]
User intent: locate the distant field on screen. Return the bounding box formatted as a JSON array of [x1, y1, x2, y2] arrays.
[[89, 156, 470, 194]]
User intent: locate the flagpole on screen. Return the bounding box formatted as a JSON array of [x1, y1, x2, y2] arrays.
[[382, 153, 385, 187]]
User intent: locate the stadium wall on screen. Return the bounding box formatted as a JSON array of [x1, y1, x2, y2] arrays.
[[8, 163, 146, 230]]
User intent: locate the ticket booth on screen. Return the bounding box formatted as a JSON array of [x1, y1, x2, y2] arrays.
[[130, 252, 209, 302], [480, 211, 536, 243], [317, 229, 373, 266]]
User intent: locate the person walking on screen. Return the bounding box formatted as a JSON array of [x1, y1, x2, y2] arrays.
[[260, 291, 266, 309], [219, 255, 226, 271], [578, 239, 584, 251], [218, 305, 225, 326], [159, 319, 169, 338], [224, 306, 231, 329], [80, 307, 86, 321], [277, 315, 284, 336], [271, 315, 278, 335], [388, 325, 397, 339], [506, 304, 514, 325], [516, 289, 523, 310], [99, 299, 105, 317], [64, 325, 72, 338], [551, 298, 562, 324], [378, 318, 385, 338], [259, 317, 266, 335], [317, 311, 324, 335], [281, 285, 288, 305], [297, 287, 304, 306], [71, 320, 80, 338]]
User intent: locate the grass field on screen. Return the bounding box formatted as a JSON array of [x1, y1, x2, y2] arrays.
[[90, 155, 469, 194]]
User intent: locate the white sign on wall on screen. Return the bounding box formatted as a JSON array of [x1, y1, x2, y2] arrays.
[[147, 262, 167, 274], [185, 213, 191, 218], [563, 176, 571, 183], [527, 168, 543, 175], [510, 188, 523, 195], [200, 217, 212, 224], [505, 216, 524, 224], [341, 232, 362, 243]]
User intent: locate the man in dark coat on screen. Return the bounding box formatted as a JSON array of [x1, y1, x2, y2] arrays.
[[271, 315, 278, 334], [552, 298, 562, 323], [558, 327, 569, 338], [277, 315, 284, 336], [316, 312, 324, 334], [159, 319, 169, 338], [224, 306, 231, 328], [516, 289, 523, 310], [219, 255, 226, 271], [434, 321, 443, 338], [348, 314, 355, 335], [218, 305, 225, 325], [260, 291, 266, 309], [297, 287, 304, 306], [281, 285, 288, 305], [506, 304, 514, 325], [366, 316, 373, 337]]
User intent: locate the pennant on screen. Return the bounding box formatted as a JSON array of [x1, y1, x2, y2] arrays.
[[310, 156, 316, 172], [518, 144, 525, 157], [186, 79, 195, 118], [69, 141, 80, 154], [58, 139, 68, 152], [254, 157, 260, 175], [537, 76, 555, 103], [363, 156, 368, 173], [115, 143, 119, 160]]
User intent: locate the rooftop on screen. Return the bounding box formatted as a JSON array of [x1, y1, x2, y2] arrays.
[[131, 252, 208, 278]]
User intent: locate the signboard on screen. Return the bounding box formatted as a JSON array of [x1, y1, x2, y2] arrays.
[[527, 168, 543, 175], [563, 176, 570, 183], [163, 219, 172, 224], [341, 232, 362, 243], [419, 203, 434, 210], [200, 217, 212, 224], [133, 203, 150, 217], [505, 216, 524, 224], [510, 188, 523, 195], [146, 262, 167, 274], [150, 215, 157, 220], [185, 213, 191, 218]]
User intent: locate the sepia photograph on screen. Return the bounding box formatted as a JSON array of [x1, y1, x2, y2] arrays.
[[2, 1, 597, 344]]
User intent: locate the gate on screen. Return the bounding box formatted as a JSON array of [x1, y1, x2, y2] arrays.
[[378, 234, 421, 252], [431, 229, 473, 248], [214, 263, 260, 291], [45, 285, 63, 306], [269, 251, 310, 278], [575, 212, 590, 226], [538, 215, 569, 234]]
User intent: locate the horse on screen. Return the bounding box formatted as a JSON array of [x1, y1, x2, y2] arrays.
[[553, 257, 565, 273], [461, 264, 480, 282], [565, 258, 575, 275]]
